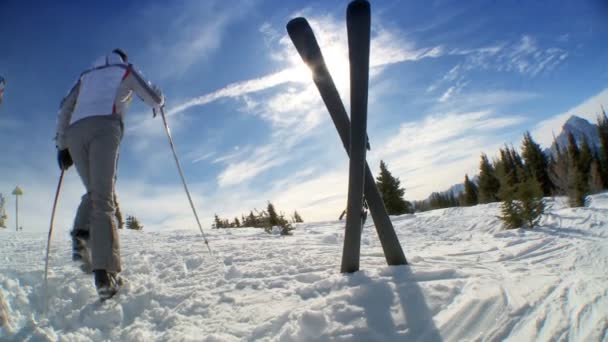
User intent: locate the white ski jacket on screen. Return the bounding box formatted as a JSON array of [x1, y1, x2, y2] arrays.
[[55, 53, 164, 149]]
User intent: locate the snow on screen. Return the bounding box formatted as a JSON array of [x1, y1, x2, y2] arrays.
[[1, 194, 608, 341]]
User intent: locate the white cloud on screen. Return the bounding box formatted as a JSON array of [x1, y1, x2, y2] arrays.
[[532, 88, 608, 148], [141, 0, 255, 78], [217, 144, 289, 187], [168, 69, 300, 117], [192, 151, 216, 164], [157, 12, 444, 188], [272, 167, 349, 222], [431, 35, 568, 98], [438, 86, 456, 103], [371, 110, 526, 200]]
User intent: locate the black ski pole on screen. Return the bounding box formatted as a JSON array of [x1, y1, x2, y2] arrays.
[[156, 107, 213, 254]]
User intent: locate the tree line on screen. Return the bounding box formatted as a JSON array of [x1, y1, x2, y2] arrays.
[[212, 202, 302, 236], [376, 110, 608, 229]]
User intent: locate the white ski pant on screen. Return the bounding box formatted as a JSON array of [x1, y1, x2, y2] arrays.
[[66, 115, 123, 273]]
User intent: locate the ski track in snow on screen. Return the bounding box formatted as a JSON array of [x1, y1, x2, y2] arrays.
[[1, 194, 607, 341]]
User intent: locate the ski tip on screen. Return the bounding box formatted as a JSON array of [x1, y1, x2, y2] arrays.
[[286, 17, 310, 34], [347, 0, 370, 15]]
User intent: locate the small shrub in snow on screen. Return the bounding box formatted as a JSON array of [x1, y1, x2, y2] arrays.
[[499, 177, 545, 229], [125, 215, 143, 230], [212, 202, 296, 235]]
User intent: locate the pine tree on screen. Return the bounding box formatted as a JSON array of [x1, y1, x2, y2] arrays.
[[245, 211, 256, 227], [597, 108, 608, 187], [462, 174, 478, 206], [549, 137, 572, 196], [521, 132, 552, 196], [429, 191, 459, 209], [233, 217, 241, 228], [213, 214, 223, 229], [293, 211, 304, 223], [589, 159, 604, 194], [375, 160, 412, 215], [499, 174, 545, 229], [496, 146, 525, 201], [478, 153, 500, 203], [279, 213, 294, 235], [568, 132, 586, 206], [498, 145, 524, 190], [267, 202, 280, 227], [517, 176, 546, 228], [578, 136, 593, 187]]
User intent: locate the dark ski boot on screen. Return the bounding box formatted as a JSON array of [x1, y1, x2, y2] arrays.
[[71, 229, 92, 273], [94, 269, 123, 301]]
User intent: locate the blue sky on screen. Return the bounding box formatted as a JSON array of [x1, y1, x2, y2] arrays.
[[1, 0, 607, 233]]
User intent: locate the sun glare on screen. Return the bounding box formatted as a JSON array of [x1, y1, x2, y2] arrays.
[[286, 42, 351, 93], [322, 45, 351, 91]]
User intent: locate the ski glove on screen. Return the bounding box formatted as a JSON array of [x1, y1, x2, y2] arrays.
[[57, 149, 73, 170]]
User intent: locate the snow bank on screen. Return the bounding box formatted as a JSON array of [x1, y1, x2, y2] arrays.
[[1, 194, 607, 341]]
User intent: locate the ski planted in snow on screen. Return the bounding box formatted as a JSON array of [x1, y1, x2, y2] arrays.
[[286, 9, 407, 269], [342, 0, 371, 273]]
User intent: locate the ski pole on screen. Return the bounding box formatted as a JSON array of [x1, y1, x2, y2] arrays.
[[43, 169, 65, 315], [156, 106, 213, 254]]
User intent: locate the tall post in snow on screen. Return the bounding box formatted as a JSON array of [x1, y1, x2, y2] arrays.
[[12, 186, 23, 231]]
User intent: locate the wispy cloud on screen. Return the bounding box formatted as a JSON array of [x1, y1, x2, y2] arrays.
[[168, 69, 300, 117], [141, 0, 255, 78], [429, 35, 568, 101], [218, 145, 289, 187], [154, 12, 445, 187], [433, 90, 538, 112], [371, 110, 526, 199]]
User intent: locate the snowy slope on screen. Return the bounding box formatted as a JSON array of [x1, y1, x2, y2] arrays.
[[1, 193, 608, 341]]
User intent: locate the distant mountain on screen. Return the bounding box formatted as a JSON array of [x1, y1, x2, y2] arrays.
[[420, 175, 478, 204], [547, 115, 601, 155]]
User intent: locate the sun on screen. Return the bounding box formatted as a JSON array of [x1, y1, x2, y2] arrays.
[[321, 44, 351, 92], [286, 42, 351, 94]]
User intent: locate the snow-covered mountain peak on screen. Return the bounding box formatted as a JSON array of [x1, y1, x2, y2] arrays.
[[549, 114, 600, 154]]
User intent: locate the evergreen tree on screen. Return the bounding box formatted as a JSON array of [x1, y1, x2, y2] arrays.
[[478, 153, 500, 203], [496, 145, 524, 193], [521, 131, 552, 196], [233, 217, 241, 228], [213, 214, 223, 229], [548, 137, 572, 196], [375, 160, 412, 215], [499, 174, 545, 229], [126, 215, 143, 230], [589, 159, 604, 194], [568, 132, 586, 206], [495, 143, 548, 224], [267, 202, 280, 227], [597, 109, 608, 187], [577, 136, 593, 188], [293, 211, 304, 223], [279, 213, 295, 235], [245, 211, 256, 227], [429, 191, 459, 209], [461, 174, 478, 206]]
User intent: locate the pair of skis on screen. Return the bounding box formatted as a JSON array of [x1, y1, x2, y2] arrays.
[[286, 0, 407, 273]]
